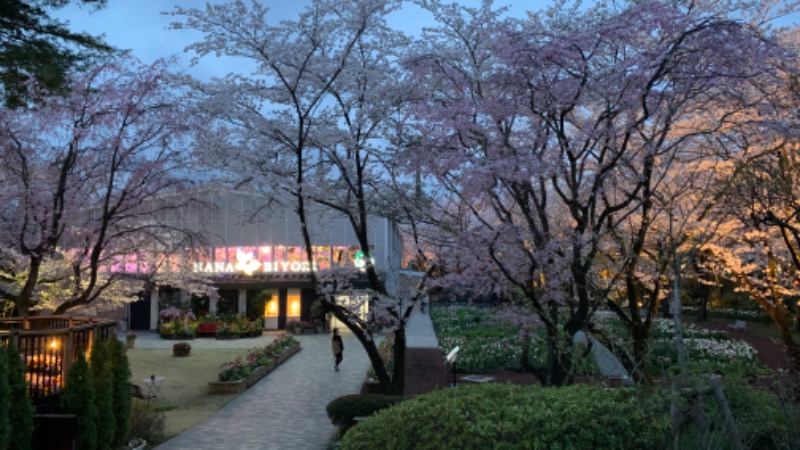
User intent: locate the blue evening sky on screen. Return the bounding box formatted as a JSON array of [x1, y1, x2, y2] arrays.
[[55, 1, 800, 80], [55, 0, 533, 80]]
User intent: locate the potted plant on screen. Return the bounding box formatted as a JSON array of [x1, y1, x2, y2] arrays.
[[215, 322, 240, 340], [285, 320, 301, 334], [172, 341, 191, 357], [126, 330, 137, 349]]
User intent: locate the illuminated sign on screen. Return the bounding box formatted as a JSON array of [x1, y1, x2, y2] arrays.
[[193, 248, 318, 275], [353, 251, 374, 272]]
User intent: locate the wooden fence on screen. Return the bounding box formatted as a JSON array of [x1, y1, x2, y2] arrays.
[[0, 316, 117, 403]]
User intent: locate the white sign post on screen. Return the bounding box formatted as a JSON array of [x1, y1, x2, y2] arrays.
[[446, 346, 460, 387]]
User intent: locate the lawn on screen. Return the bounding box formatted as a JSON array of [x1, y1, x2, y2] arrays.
[[127, 347, 244, 442]]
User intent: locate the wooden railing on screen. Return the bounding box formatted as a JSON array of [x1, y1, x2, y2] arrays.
[[0, 316, 117, 403]]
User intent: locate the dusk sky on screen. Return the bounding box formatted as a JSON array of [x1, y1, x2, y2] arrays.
[[55, 0, 535, 80]]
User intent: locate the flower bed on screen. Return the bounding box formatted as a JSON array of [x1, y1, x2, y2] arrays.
[[208, 333, 300, 394]]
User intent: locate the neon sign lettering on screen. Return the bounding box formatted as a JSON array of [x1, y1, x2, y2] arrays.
[[192, 248, 318, 275]]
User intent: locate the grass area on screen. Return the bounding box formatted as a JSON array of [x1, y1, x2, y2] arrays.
[[127, 347, 244, 443]]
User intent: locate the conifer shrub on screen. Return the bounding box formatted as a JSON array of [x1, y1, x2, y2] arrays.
[[0, 347, 9, 449], [90, 339, 114, 450], [6, 345, 33, 450], [61, 352, 97, 450], [107, 338, 132, 448]]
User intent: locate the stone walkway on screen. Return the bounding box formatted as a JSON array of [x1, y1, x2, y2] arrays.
[[132, 306, 441, 449], [150, 331, 371, 450]]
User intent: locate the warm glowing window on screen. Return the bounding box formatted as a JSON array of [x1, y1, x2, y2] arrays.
[[263, 290, 279, 317], [287, 289, 301, 317]]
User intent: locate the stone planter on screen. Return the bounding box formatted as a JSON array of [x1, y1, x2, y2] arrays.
[[126, 336, 136, 349], [208, 345, 301, 395]]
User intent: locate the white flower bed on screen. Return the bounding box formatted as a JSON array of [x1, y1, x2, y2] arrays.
[[683, 337, 758, 360]]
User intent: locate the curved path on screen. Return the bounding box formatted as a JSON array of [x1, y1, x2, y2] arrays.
[[153, 331, 370, 450]]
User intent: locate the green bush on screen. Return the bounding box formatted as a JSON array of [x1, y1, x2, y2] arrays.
[[61, 352, 97, 450], [326, 394, 405, 433], [107, 339, 131, 449], [673, 377, 800, 449], [172, 341, 191, 357], [90, 339, 114, 450], [342, 384, 670, 450], [127, 399, 165, 444], [6, 345, 33, 450], [0, 347, 9, 449]]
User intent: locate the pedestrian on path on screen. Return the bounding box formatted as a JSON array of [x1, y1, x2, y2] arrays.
[[332, 328, 344, 371]]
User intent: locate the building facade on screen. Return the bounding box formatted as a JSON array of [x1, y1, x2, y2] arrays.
[[125, 190, 404, 331]]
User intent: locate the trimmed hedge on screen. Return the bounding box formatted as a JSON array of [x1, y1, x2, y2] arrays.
[[341, 384, 670, 450], [326, 394, 405, 433]]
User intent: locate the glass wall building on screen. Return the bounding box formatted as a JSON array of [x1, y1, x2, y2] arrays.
[[122, 190, 404, 331]]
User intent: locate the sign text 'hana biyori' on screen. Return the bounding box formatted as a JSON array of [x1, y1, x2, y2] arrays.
[[192, 249, 318, 276]]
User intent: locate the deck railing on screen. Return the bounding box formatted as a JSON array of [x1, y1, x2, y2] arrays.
[[0, 316, 117, 402]]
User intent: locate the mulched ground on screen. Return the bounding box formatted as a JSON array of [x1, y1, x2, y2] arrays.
[[397, 321, 793, 396], [696, 320, 790, 371]]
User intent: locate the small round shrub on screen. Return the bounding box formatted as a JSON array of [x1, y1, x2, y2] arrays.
[[326, 394, 405, 433], [341, 384, 670, 450], [172, 342, 191, 357], [127, 399, 165, 444]]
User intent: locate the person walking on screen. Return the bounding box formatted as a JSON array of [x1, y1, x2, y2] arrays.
[[332, 328, 344, 371]]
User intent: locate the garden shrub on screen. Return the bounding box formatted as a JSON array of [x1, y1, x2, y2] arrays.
[[6, 345, 33, 450], [0, 347, 9, 449], [341, 384, 670, 450], [326, 394, 405, 433], [61, 352, 97, 450], [673, 377, 800, 449], [127, 399, 165, 444], [107, 338, 132, 449], [90, 339, 114, 450], [172, 341, 192, 357]]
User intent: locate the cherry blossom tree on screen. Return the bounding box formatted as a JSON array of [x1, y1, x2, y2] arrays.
[[0, 56, 209, 316], [705, 125, 800, 374], [171, 0, 425, 394], [405, 0, 798, 385]]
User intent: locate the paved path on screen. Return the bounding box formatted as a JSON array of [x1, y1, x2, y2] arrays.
[[150, 331, 371, 450], [126, 306, 439, 450]]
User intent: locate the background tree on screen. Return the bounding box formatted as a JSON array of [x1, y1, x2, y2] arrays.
[[172, 0, 422, 394], [707, 129, 800, 374], [405, 0, 797, 385], [0, 56, 211, 316], [0, 0, 112, 107]]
